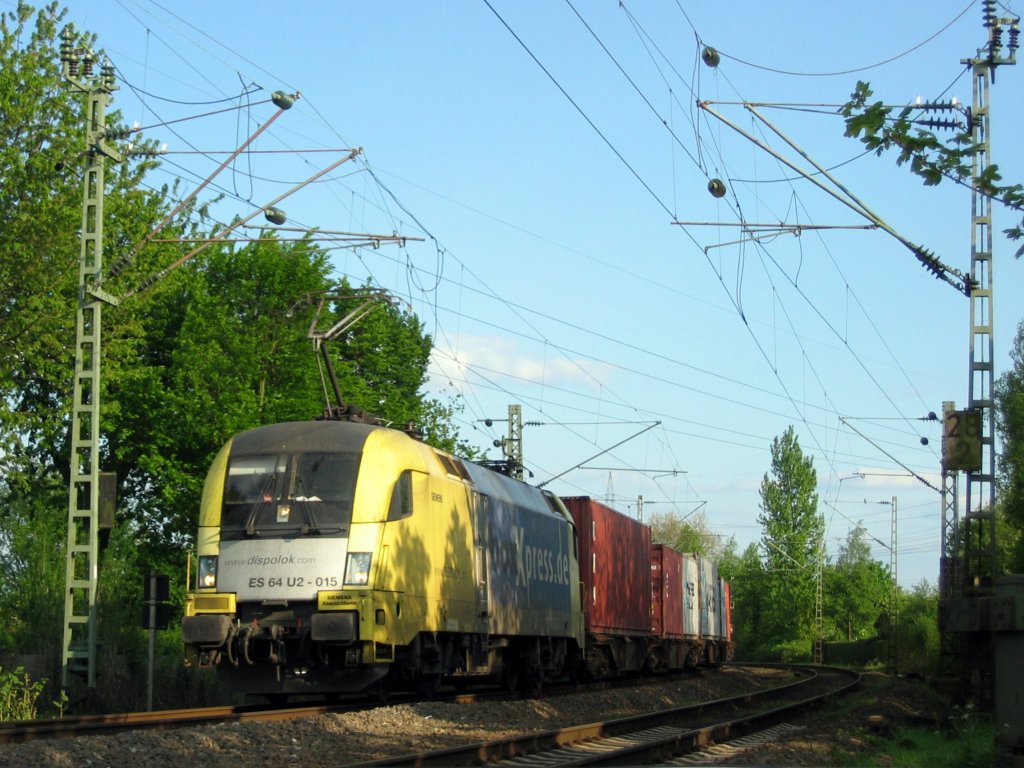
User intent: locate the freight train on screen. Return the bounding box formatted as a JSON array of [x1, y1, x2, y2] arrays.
[[182, 419, 733, 699]]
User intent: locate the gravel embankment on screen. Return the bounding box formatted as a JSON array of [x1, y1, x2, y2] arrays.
[[0, 668, 790, 768]]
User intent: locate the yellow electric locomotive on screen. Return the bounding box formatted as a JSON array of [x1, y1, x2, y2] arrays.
[[183, 420, 584, 699]]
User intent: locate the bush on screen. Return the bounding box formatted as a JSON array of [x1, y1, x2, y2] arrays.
[[0, 665, 43, 721], [772, 639, 813, 663]]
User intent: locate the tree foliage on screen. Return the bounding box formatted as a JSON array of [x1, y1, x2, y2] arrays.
[[0, 2, 164, 459], [105, 237, 342, 554], [995, 318, 1024, 571], [647, 508, 722, 557], [824, 524, 892, 642], [718, 541, 765, 659], [894, 580, 940, 676], [840, 81, 1024, 258], [756, 426, 824, 652]]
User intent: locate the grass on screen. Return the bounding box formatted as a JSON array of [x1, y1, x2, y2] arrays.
[[833, 709, 1004, 767]]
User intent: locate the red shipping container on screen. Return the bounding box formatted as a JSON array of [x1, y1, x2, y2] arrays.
[[562, 497, 651, 636], [651, 544, 684, 639]]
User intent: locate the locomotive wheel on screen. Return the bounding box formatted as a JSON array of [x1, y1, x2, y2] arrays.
[[526, 668, 543, 695], [502, 660, 520, 692], [417, 673, 441, 698]]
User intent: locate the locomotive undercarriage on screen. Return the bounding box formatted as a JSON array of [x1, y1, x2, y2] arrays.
[[185, 602, 578, 699], [390, 632, 575, 694], [184, 601, 390, 697]]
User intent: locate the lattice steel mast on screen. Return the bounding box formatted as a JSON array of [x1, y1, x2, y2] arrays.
[[939, 1, 1017, 706], [59, 27, 121, 690]]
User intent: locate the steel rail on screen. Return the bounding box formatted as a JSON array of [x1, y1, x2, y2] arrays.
[[0, 674, 653, 745], [339, 664, 861, 767], [0, 702, 351, 744]]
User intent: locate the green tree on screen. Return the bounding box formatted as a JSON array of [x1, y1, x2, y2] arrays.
[[0, 1, 80, 447], [824, 524, 892, 642], [720, 541, 766, 660], [0, 1, 171, 456], [841, 80, 1024, 259], [894, 580, 940, 676], [0, 1, 173, 676], [647, 508, 720, 556], [107, 242, 468, 556], [0, 7, 197, 705], [757, 426, 823, 657], [995, 318, 1024, 571], [105, 236, 338, 555]]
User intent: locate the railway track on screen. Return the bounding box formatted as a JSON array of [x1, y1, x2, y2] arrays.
[[0, 701, 348, 744], [340, 664, 861, 767], [0, 663, 856, 766], [0, 670, 693, 745]]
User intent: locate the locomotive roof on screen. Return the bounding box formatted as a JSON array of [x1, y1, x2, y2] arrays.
[[231, 420, 379, 455]]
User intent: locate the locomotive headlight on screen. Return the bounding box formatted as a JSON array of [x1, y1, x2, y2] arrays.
[[344, 552, 371, 586], [198, 555, 218, 589]]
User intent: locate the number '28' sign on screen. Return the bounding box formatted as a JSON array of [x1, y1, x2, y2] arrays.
[[942, 409, 982, 472]]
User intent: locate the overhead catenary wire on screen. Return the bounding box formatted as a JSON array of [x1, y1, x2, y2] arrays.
[[551, 2, 943, 483], [124, 148, 362, 298], [109, 91, 300, 276], [661, 0, 976, 77], [80, 2, 957, 581]]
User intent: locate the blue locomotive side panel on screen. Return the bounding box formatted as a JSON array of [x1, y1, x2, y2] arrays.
[[462, 462, 577, 639], [484, 497, 574, 636]]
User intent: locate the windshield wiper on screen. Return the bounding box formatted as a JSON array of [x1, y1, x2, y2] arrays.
[[245, 476, 279, 536], [294, 478, 322, 534]]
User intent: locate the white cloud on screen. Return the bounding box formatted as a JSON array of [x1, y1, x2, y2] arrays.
[[430, 333, 613, 393]]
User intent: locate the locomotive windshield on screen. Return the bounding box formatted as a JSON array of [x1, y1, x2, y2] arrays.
[[220, 451, 359, 539]]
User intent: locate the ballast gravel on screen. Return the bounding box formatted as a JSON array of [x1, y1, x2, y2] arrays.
[[0, 668, 790, 768]]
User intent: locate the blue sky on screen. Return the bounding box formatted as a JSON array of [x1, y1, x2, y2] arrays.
[[39, 1, 1023, 588]]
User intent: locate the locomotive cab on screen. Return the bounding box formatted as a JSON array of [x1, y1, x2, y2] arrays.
[[183, 421, 394, 696]]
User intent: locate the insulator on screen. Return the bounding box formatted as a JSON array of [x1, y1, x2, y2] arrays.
[[102, 61, 116, 90], [271, 91, 296, 109], [702, 46, 720, 68], [264, 207, 287, 225], [60, 27, 74, 64], [983, 0, 996, 26], [1009, 25, 1019, 54], [990, 26, 1003, 56], [707, 178, 727, 198], [82, 49, 94, 76]]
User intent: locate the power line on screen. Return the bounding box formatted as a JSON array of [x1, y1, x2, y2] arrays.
[[664, 0, 976, 77]]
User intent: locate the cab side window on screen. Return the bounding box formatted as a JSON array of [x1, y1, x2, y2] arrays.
[[387, 470, 414, 521]]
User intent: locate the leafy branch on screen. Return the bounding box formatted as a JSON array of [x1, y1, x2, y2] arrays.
[[840, 81, 1024, 258]]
